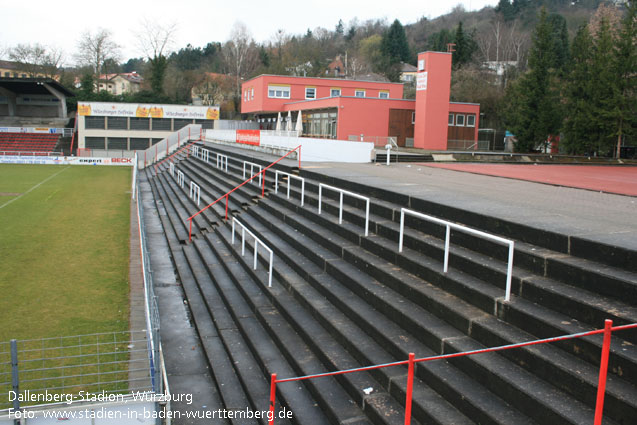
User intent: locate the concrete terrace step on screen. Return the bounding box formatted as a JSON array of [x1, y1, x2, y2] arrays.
[[181, 149, 637, 393], [211, 222, 524, 425], [237, 194, 631, 425], [191, 236, 378, 425], [148, 144, 637, 424]]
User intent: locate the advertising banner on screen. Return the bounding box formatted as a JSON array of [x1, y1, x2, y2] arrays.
[[78, 102, 220, 120], [0, 156, 134, 166], [416, 72, 428, 91], [236, 130, 261, 146]]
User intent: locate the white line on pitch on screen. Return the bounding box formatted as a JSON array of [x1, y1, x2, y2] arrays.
[[0, 166, 71, 210]]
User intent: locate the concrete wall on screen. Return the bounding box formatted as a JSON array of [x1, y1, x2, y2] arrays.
[[205, 129, 374, 163]]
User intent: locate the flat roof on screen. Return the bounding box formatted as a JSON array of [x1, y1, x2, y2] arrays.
[[0, 77, 75, 97], [243, 74, 404, 86]]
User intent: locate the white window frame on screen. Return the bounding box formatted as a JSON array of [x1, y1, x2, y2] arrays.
[[412, 112, 416, 124], [455, 114, 465, 127], [379, 91, 389, 99], [331, 88, 341, 97], [305, 87, 316, 99], [355, 90, 365, 98], [268, 85, 291, 99], [448, 113, 454, 126], [466, 114, 476, 127]]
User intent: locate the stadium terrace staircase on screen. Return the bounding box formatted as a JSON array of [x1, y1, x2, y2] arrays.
[[0, 132, 60, 154], [143, 142, 637, 425]]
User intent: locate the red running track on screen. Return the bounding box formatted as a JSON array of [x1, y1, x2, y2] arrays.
[[422, 163, 637, 196]]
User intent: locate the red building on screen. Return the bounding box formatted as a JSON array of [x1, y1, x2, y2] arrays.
[[241, 52, 479, 150]]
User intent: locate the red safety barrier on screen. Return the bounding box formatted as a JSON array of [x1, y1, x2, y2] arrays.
[[154, 139, 201, 174], [266, 321, 637, 424], [186, 145, 302, 242]]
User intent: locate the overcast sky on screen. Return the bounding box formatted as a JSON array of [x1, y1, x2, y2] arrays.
[[1, 0, 497, 65]]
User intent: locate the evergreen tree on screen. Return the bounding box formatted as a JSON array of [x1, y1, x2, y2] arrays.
[[335, 20, 345, 36], [562, 25, 595, 154], [381, 19, 411, 64], [496, 0, 516, 20], [148, 55, 168, 95], [589, 17, 620, 155], [611, 0, 637, 157], [79, 73, 95, 99], [379, 19, 411, 81], [452, 22, 477, 68], [547, 13, 570, 73], [427, 29, 454, 52], [504, 8, 562, 152]]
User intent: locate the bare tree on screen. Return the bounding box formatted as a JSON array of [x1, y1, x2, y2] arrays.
[[8, 43, 64, 78], [134, 19, 177, 94], [223, 22, 259, 103], [75, 28, 121, 75], [135, 18, 177, 60]]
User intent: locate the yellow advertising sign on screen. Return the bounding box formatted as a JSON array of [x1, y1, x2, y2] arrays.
[[77, 102, 219, 120]]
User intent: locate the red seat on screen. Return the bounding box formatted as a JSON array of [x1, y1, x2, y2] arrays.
[[0, 133, 60, 154]]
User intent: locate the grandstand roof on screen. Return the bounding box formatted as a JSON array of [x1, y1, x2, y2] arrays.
[[0, 77, 75, 97]]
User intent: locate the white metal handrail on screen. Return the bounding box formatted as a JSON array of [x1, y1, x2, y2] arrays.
[[192, 145, 200, 158], [176, 169, 185, 188], [169, 163, 175, 177], [243, 161, 263, 185], [274, 170, 305, 206], [189, 182, 201, 206], [200, 148, 210, 163], [217, 153, 228, 172], [398, 208, 515, 302], [231, 218, 274, 287], [318, 183, 370, 237]]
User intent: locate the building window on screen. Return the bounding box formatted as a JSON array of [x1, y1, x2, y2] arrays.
[[412, 112, 416, 124], [448, 114, 454, 126], [466, 114, 476, 127], [355, 90, 365, 98], [305, 87, 316, 99], [330, 88, 341, 97], [251, 88, 254, 100], [268, 85, 290, 99], [455, 114, 465, 126], [379, 91, 389, 99]]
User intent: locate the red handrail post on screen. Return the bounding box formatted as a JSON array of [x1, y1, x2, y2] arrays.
[[188, 218, 192, 243], [225, 194, 229, 220], [594, 319, 613, 425], [262, 170, 266, 197], [298, 145, 301, 169], [268, 373, 277, 425], [404, 353, 415, 425], [155, 145, 158, 163]]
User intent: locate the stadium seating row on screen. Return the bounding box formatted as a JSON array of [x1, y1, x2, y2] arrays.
[[0, 132, 60, 154]]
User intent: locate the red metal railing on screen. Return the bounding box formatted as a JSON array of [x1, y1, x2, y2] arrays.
[[154, 138, 201, 174], [186, 145, 302, 242], [267, 320, 637, 425]]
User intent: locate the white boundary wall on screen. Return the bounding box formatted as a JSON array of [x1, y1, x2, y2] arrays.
[[204, 129, 374, 163]]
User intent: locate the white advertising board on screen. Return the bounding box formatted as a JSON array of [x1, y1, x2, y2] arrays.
[[0, 156, 134, 166]]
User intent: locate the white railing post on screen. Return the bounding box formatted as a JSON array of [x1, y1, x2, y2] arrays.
[[317, 183, 370, 237], [169, 163, 175, 177], [176, 170, 185, 188], [443, 225, 451, 273], [231, 218, 274, 287], [189, 182, 200, 206]]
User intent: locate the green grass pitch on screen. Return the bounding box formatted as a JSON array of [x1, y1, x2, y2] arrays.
[[0, 164, 132, 342]]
